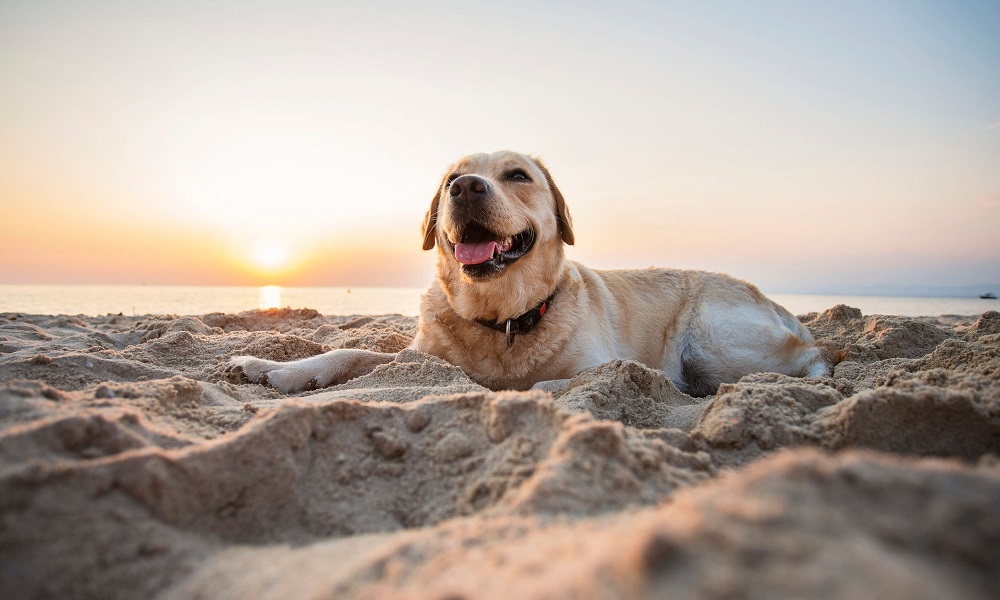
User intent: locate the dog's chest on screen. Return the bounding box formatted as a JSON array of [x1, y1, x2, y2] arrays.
[[423, 313, 574, 390]]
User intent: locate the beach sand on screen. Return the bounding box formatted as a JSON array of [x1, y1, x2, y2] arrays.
[[1, 305, 999, 599]]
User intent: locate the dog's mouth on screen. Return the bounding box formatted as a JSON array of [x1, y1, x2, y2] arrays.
[[450, 223, 535, 279]]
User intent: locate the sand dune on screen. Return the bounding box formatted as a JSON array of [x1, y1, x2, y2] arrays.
[[1, 306, 999, 599]]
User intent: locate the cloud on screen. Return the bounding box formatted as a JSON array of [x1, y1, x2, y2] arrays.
[[989, 121, 1000, 130]]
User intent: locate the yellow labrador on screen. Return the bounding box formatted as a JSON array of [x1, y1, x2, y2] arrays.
[[232, 151, 828, 395]]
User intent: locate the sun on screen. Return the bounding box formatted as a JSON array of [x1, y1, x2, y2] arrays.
[[239, 237, 307, 283], [252, 241, 290, 271]]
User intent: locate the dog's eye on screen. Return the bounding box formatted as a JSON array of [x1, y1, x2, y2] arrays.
[[505, 169, 531, 182]]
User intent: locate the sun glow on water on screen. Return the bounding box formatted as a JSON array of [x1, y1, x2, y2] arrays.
[[258, 285, 283, 309]]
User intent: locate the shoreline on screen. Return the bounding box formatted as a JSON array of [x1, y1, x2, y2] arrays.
[[3, 283, 998, 318]]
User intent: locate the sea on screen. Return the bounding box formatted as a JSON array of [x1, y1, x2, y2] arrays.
[[0, 285, 996, 318]]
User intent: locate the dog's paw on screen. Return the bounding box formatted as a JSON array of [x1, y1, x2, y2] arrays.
[[227, 356, 271, 385], [228, 356, 323, 394]]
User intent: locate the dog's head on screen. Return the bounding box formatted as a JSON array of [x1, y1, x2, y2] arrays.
[[422, 151, 575, 320]]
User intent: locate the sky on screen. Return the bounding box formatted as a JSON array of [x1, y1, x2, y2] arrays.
[[1, 0, 998, 295]]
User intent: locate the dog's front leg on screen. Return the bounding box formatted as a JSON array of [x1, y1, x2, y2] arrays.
[[229, 349, 395, 394]]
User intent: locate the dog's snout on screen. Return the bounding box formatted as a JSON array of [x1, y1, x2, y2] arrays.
[[449, 175, 490, 201]]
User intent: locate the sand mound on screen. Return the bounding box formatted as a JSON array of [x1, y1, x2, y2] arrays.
[[2, 307, 999, 598]]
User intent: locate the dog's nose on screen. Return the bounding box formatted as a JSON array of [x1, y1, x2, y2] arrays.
[[449, 175, 490, 201]]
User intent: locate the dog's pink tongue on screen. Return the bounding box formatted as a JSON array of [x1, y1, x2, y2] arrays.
[[455, 241, 499, 265]]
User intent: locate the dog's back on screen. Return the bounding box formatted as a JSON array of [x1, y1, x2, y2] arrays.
[[574, 265, 828, 396]]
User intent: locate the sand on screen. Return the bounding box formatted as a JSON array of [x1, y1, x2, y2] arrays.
[[1, 305, 999, 599]]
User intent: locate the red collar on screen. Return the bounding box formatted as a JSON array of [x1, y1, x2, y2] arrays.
[[474, 292, 555, 347]]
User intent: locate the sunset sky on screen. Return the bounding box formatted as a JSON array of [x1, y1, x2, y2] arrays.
[[2, 0, 998, 295]]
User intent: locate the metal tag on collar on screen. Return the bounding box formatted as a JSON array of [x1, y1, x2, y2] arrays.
[[505, 319, 514, 347]]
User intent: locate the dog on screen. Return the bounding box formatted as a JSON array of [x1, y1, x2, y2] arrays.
[[231, 151, 829, 395]]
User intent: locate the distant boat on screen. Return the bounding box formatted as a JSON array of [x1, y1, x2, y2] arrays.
[[981, 292, 997, 299]]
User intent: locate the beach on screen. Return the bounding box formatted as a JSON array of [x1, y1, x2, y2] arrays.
[[2, 305, 999, 598]]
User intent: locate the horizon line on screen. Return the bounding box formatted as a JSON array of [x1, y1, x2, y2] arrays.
[[2, 281, 997, 299]]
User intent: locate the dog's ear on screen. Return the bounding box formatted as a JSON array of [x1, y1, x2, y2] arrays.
[[534, 158, 575, 245], [421, 173, 448, 251], [421, 193, 440, 250]]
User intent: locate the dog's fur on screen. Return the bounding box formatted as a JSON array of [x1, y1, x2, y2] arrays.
[[231, 151, 828, 395]]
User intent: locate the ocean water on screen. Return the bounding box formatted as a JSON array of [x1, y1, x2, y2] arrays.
[[0, 285, 425, 317], [0, 285, 996, 318]]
